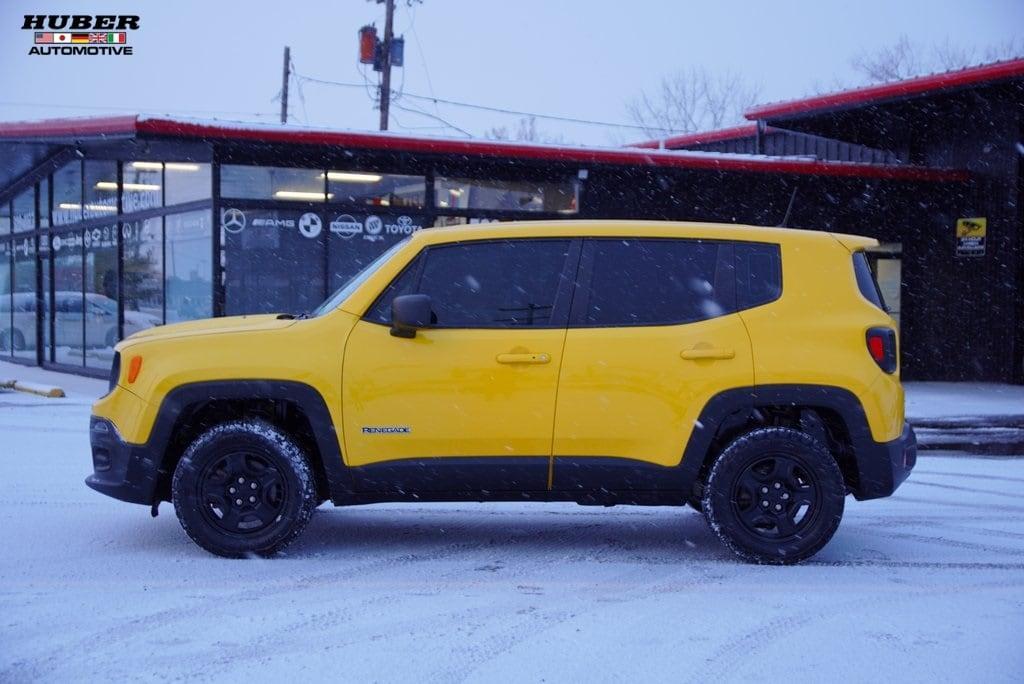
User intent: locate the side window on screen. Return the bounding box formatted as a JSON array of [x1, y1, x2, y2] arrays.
[[366, 239, 573, 328], [579, 239, 732, 326], [734, 242, 782, 310], [364, 255, 423, 324]]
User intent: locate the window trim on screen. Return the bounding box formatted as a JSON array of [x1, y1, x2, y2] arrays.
[[568, 237, 739, 329], [361, 237, 582, 330]]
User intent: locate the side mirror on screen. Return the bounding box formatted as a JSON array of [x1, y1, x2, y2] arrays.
[[391, 294, 433, 338]]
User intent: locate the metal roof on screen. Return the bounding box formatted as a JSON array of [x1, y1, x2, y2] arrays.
[[0, 114, 968, 183], [746, 58, 1024, 121]]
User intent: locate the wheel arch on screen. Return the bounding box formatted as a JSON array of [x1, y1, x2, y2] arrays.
[[686, 384, 877, 500], [148, 380, 352, 505]]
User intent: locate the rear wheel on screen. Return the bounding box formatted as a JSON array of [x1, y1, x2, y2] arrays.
[[172, 420, 317, 558], [701, 427, 845, 564]]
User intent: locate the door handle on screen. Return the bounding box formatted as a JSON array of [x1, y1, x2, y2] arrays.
[[680, 348, 735, 361], [496, 352, 551, 364]]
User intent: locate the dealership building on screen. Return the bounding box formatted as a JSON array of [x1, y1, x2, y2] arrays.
[[0, 59, 1022, 381]]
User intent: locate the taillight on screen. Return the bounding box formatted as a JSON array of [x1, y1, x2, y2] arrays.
[[866, 327, 897, 373]]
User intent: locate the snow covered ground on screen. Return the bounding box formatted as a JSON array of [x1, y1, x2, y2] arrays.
[[1, 368, 1023, 682]]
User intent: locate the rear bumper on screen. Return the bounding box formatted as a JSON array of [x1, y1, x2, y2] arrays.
[[852, 422, 917, 500], [85, 416, 160, 505]]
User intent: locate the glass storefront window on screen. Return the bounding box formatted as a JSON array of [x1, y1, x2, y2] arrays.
[[53, 230, 84, 366], [84, 225, 118, 369], [123, 217, 164, 329], [223, 208, 325, 316], [166, 210, 212, 323], [0, 241, 10, 354], [221, 165, 326, 202], [435, 176, 579, 213], [327, 171, 425, 208], [53, 161, 83, 226], [12, 187, 35, 233], [40, 235, 51, 361], [327, 211, 426, 293], [12, 236, 37, 360], [166, 162, 211, 205], [122, 161, 163, 213], [39, 177, 50, 229], [0, 201, 10, 236], [83, 160, 119, 220]]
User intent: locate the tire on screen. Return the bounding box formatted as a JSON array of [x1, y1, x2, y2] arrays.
[[701, 427, 845, 565], [172, 419, 317, 558]]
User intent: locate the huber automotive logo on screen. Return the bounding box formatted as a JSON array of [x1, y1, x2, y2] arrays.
[[23, 14, 138, 56]]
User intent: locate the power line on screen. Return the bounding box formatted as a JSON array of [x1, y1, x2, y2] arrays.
[[292, 72, 684, 133], [0, 100, 279, 119]]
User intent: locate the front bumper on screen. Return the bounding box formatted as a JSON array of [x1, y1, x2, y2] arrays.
[[852, 421, 917, 500], [85, 416, 160, 505]]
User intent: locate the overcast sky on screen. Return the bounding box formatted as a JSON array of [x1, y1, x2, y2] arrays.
[[1, 0, 1022, 145]]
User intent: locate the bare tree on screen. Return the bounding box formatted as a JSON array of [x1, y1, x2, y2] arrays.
[[625, 67, 762, 139], [485, 116, 564, 144], [852, 35, 1024, 84]]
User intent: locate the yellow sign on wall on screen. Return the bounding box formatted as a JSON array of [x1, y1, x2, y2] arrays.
[[955, 217, 986, 257]]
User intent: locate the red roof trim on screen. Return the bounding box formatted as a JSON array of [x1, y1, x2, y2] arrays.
[[747, 58, 1024, 121], [629, 124, 762, 150], [137, 118, 965, 181], [0, 115, 968, 182], [0, 115, 139, 139]]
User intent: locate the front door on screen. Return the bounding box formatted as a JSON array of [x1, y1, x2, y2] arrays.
[[342, 237, 579, 495], [552, 238, 756, 491]]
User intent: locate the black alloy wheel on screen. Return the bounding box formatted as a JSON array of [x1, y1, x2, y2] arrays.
[[702, 427, 845, 564], [731, 454, 822, 540], [198, 450, 288, 535], [172, 420, 317, 558]]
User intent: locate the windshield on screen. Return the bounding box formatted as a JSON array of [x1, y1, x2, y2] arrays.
[[312, 238, 410, 317]]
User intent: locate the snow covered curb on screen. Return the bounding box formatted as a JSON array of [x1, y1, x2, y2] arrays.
[[0, 379, 65, 398]]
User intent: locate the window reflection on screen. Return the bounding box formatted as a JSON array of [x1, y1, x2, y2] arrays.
[[122, 161, 163, 213], [83, 161, 119, 220], [327, 171, 425, 207], [53, 231, 83, 366], [221, 165, 325, 202], [0, 241, 10, 354], [85, 224, 118, 369], [166, 211, 212, 323], [165, 162, 211, 205], [435, 177, 578, 213], [12, 187, 34, 233], [123, 217, 164, 331], [52, 162, 82, 226], [0, 202, 9, 236], [12, 236, 37, 360]]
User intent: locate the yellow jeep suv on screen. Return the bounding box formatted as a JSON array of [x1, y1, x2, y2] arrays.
[[87, 220, 915, 564]]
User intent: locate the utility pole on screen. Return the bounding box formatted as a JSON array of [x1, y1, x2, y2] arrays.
[[280, 45, 291, 124], [378, 0, 395, 131]]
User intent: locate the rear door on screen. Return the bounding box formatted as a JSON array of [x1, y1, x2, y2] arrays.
[[342, 238, 580, 495], [551, 238, 755, 490]]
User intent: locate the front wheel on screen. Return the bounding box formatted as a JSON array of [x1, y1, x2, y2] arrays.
[[172, 420, 317, 558], [701, 427, 845, 564]]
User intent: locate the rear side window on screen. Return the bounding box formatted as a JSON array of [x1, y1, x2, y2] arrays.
[[735, 242, 782, 310], [577, 239, 732, 326], [852, 251, 886, 311], [366, 239, 573, 328]]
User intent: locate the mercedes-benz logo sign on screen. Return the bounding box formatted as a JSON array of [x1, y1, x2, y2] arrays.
[[222, 207, 246, 234], [299, 212, 322, 239]]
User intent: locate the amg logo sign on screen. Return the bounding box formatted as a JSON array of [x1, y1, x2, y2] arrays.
[[22, 15, 140, 30]]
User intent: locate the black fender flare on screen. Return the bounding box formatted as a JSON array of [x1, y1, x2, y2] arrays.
[[148, 380, 353, 503]]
